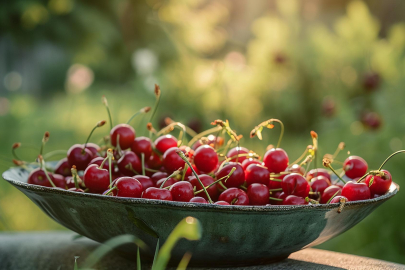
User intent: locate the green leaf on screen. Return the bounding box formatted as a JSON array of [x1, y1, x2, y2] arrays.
[[152, 239, 160, 267], [137, 247, 142, 270], [126, 207, 159, 238]]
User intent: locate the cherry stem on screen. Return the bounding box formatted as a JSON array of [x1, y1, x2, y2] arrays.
[[193, 168, 236, 194], [218, 181, 228, 190], [356, 172, 370, 183], [127, 107, 150, 125], [269, 188, 283, 192], [332, 142, 345, 160], [269, 178, 282, 182], [156, 122, 187, 146], [71, 166, 80, 189], [107, 149, 113, 185], [378, 150, 405, 171], [250, 119, 284, 148], [141, 153, 145, 176], [181, 163, 188, 182], [269, 197, 283, 201], [289, 147, 310, 167], [145, 167, 159, 173], [325, 163, 346, 184], [337, 197, 347, 213], [125, 163, 140, 175], [39, 132, 50, 156], [227, 153, 259, 162], [187, 126, 222, 147], [105, 186, 117, 196], [83, 121, 106, 153], [159, 169, 182, 189], [176, 150, 213, 203], [102, 96, 113, 130], [99, 156, 109, 170], [149, 84, 161, 124], [12, 143, 22, 161], [39, 156, 56, 188], [326, 190, 341, 204], [165, 118, 198, 138], [43, 150, 68, 160]]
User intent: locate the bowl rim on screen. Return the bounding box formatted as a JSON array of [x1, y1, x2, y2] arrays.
[[2, 166, 399, 213]]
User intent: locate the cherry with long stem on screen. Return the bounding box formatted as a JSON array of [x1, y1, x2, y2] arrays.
[[38, 155, 56, 188], [102, 96, 113, 130], [323, 158, 346, 184], [127, 107, 151, 125], [83, 120, 106, 153], [156, 122, 187, 147], [192, 167, 236, 195]]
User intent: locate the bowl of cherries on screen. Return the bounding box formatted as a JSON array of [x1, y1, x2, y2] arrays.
[[2, 88, 400, 266]]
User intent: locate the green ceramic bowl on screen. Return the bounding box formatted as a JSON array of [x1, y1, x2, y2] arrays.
[[2, 166, 399, 266]]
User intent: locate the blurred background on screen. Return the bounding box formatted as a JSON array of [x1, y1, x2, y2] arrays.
[[1, 0, 405, 264]]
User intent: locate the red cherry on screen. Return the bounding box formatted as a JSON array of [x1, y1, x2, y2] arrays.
[[143, 187, 173, 201], [283, 195, 308, 205], [117, 151, 142, 176], [227, 147, 249, 163], [329, 195, 349, 204], [343, 156, 368, 179], [216, 162, 245, 188], [154, 135, 178, 154], [281, 173, 310, 198], [179, 145, 194, 160], [147, 152, 163, 169], [193, 145, 218, 173], [131, 136, 153, 160], [65, 176, 85, 189], [89, 157, 111, 170], [27, 168, 56, 187], [133, 175, 154, 191], [185, 164, 200, 180], [54, 158, 71, 177], [114, 177, 143, 198], [163, 147, 185, 173], [218, 188, 249, 205], [306, 168, 331, 181], [83, 164, 110, 193], [247, 184, 270, 205], [67, 144, 94, 171], [286, 164, 305, 176], [214, 201, 231, 205], [320, 185, 342, 204], [263, 148, 289, 173], [364, 170, 392, 196], [110, 124, 135, 150], [151, 172, 168, 184], [188, 174, 219, 201], [86, 143, 101, 157], [270, 191, 286, 205], [156, 177, 178, 188], [241, 158, 261, 170], [52, 174, 67, 189], [341, 181, 371, 201], [190, 197, 208, 204], [310, 176, 331, 194], [169, 181, 194, 202], [269, 174, 283, 189], [245, 164, 269, 186]]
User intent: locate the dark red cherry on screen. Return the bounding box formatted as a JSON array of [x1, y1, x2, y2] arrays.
[[241, 158, 261, 170], [110, 124, 135, 150], [54, 158, 71, 177], [143, 187, 173, 201], [218, 188, 249, 205], [364, 170, 392, 196], [286, 164, 305, 176], [117, 151, 142, 176], [306, 168, 331, 181], [214, 201, 231, 205], [320, 185, 342, 204], [227, 147, 249, 163], [163, 147, 185, 173], [65, 176, 85, 189], [133, 175, 154, 191], [188, 174, 219, 201], [169, 181, 194, 202], [27, 168, 56, 187], [151, 172, 168, 184], [216, 162, 245, 188], [270, 191, 287, 205], [281, 173, 310, 198], [154, 135, 178, 154], [156, 177, 178, 188], [190, 197, 208, 204], [269, 175, 283, 189], [86, 143, 101, 157], [310, 176, 331, 195], [114, 177, 143, 198], [147, 152, 163, 169], [341, 181, 370, 201], [283, 195, 308, 205], [67, 144, 94, 171], [245, 164, 270, 186], [89, 157, 111, 170], [329, 195, 349, 204], [343, 156, 368, 179], [52, 174, 67, 189], [193, 145, 218, 173], [83, 164, 110, 193], [263, 148, 289, 173], [247, 184, 270, 205], [131, 136, 153, 160]]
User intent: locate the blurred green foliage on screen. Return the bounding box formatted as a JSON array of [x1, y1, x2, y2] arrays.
[[1, 0, 405, 265]]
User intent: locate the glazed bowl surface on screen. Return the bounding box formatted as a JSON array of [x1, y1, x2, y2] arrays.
[[2, 166, 399, 266]]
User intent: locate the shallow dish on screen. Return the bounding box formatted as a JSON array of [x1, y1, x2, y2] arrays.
[[2, 166, 399, 266]]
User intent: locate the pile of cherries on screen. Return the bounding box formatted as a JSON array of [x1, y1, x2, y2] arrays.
[[15, 92, 398, 208]]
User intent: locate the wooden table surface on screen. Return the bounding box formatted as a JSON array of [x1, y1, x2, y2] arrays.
[[0, 232, 404, 270]]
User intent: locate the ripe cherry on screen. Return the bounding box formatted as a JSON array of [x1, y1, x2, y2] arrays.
[[343, 156, 368, 179], [188, 174, 219, 201], [241, 158, 261, 170], [89, 157, 111, 170], [190, 197, 208, 204], [83, 164, 110, 193], [364, 170, 392, 196], [151, 172, 168, 184], [227, 147, 249, 163], [245, 164, 269, 186], [163, 147, 185, 173], [117, 151, 142, 176], [131, 136, 153, 160], [283, 195, 308, 205], [247, 184, 270, 205], [214, 201, 231, 205], [154, 135, 178, 154], [320, 185, 342, 204], [218, 188, 249, 205], [169, 181, 194, 202], [147, 152, 163, 169], [133, 175, 154, 191], [341, 181, 371, 201], [142, 187, 173, 201], [52, 174, 67, 189], [281, 173, 310, 198], [27, 168, 56, 187], [306, 168, 331, 181], [54, 158, 71, 177], [156, 177, 178, 188], [67, 144, 93, 171], [270, 191, 286, 205], [193, 145, 218, 173], [184, 164, 200, 180], [86, 143, 101, 157], [269, 175, 283, 189], [114, 177, 143, 198], [216, 162, 245, 188], [310, 176, 331, 195], [329, 195, 349, 204], [110, 124, 135, 150], [263, 148, 289, 173]]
